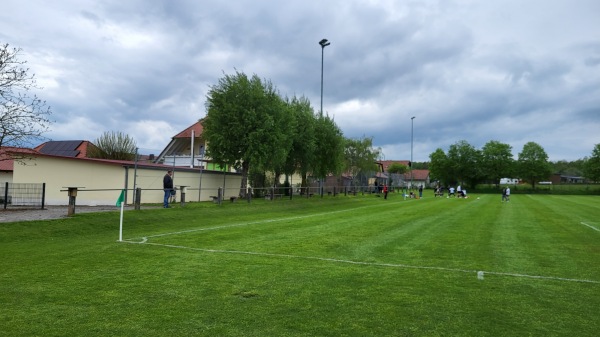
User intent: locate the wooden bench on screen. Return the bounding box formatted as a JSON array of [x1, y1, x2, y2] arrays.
[[229, 196, 238, 202]]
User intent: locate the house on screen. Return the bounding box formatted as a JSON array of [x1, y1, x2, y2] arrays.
[[376, 160, 430, 189], [3, 121, 242, 206], [405, 169, 430, 188], [154, 119, 233, 172]]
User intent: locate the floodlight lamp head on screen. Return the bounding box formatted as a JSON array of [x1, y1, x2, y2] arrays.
[[319, 39, 330, 47]]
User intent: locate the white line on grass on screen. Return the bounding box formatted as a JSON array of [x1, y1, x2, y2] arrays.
[[120, 240, 600, 285], [127, 200, 407, 241], [581, 222, 600, 232]]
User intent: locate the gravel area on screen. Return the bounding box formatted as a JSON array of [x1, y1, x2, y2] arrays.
[[0, 205, 154, 223]]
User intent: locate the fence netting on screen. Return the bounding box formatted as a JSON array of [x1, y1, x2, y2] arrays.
[[1, 183, 45, 209]]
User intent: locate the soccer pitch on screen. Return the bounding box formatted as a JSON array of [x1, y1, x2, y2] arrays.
[[1, 193, 599, 336]]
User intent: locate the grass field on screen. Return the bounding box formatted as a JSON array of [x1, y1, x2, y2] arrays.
[[1, 193, 599, 336]]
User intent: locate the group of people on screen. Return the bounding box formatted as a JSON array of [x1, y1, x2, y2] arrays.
[[434, 185, 468, 198]]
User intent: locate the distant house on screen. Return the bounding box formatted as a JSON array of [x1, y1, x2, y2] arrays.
[[376, 160, 430, 188], [154, 119, 233, 172], [404, 169, 430, 188], [0, 149, 15, 184]]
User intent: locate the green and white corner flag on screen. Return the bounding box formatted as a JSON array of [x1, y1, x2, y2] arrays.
[[116, 189, 125, 207], [117, 189, 125, 241]]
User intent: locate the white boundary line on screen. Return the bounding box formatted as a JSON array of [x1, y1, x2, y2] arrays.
[[581, 222, 600, 232], [121, 240, 600, 285], [127, 200, 407, 241]]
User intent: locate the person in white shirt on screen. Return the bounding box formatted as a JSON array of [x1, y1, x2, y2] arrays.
[[505, 187, 511, 202]]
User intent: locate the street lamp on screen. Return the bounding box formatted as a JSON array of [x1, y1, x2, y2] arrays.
[[410, 116, 415, 190], [319, 38, 330, 115]]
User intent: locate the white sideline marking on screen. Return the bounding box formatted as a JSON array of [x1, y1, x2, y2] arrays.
[[127, 201, 406, 241], [120, 240, 600, 285], [581, 222, 600, 232]]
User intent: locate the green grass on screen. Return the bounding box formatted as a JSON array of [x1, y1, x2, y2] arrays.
[[1, 194, 599, 336]]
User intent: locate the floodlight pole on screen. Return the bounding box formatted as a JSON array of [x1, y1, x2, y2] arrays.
[[411, 116, 415, 190], [319, 38, 330, 116], [319, 38, 330, 197]]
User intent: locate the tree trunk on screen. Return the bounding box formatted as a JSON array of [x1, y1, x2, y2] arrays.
[[240, 161, 250, 197]]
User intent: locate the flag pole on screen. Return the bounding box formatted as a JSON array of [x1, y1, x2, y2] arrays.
[[116, 189, 125, 242], [119, 200, 124, 242]]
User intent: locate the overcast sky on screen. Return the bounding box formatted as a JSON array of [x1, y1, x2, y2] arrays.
[[2, 0, 599, 161]]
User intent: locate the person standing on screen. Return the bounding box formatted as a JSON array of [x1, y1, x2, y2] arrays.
[[502, 187, 507, 202], [505, 186, 511, 202], [383, 184, 388, 199], [163, 170, 174, 208], [418, 185, 423, 198]]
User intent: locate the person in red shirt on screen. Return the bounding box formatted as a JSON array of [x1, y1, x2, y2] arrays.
[[383, 184, 388, 199]]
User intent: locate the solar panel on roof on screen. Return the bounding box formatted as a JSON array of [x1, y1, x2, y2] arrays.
[[39, 141, 83, 157]]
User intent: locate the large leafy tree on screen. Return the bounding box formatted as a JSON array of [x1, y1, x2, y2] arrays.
[[281, 96, 316, 190], [480, 140, 515, 186], [344, 136, 380, 188], [1, 44, 52, 154], [203, 71, 291, 195], [583, 143, 600, 182], [517, 141, 553, 189], [447, 140, 482, 188], [429, 148, 451, 186], [87, 131, 137, 160], [312, 113, 345, 182]]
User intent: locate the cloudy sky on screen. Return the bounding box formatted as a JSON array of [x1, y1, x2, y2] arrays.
[[2, 0, 599, 161]]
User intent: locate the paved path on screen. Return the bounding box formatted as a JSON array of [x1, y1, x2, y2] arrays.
[[0, 205, 148, 223]]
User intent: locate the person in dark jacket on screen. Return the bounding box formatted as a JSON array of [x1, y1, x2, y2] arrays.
[[163, 170, 173, 208]]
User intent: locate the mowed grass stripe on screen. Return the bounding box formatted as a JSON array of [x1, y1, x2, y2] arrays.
[[144, 194, 599, 283]]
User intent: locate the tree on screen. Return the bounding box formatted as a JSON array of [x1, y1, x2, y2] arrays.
[[517, 141, 553, 189], [1, 44, 52, 154], [480, 140, 515, 186], [387, 163, 408, 174], [87, 131, 137, 160], [344, 136, 380, 188], [583, 144, 600, 182], [282, 96, 316, 192], [312, 113, 345, 182], [429, 148, 451, 186], [203, 71, 291, 196], [446, 140, 482, 188]]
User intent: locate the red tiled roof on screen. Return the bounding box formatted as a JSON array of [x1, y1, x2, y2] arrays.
[[379, 160, 410, 172], [174, 120, 204, 139], [404, 169, 430, 180], [1, 146, 40, 172], [0, 159, 13, 171]]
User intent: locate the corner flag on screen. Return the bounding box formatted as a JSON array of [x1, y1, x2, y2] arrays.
[[116, 189, 125, 241], [116, 189, 125, 207]]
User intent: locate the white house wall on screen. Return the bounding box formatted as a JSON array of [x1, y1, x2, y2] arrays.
[[0, 171, 13, 184], [12, 156, 242, 206]]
